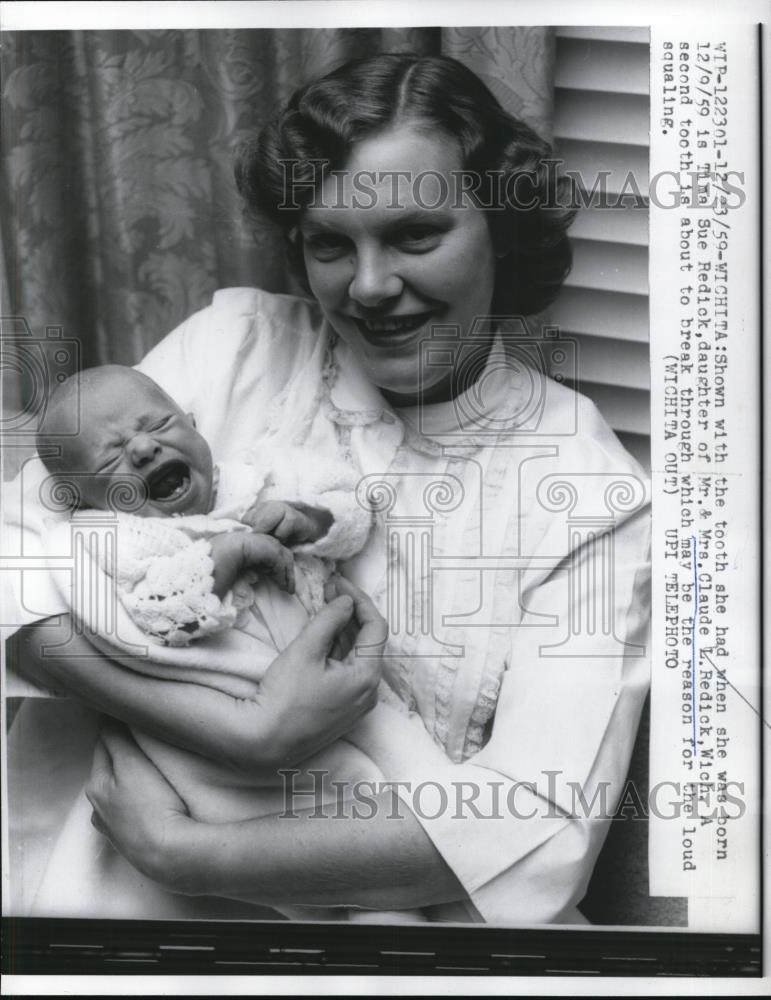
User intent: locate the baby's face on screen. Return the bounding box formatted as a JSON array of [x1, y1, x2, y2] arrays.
[[59, 371, 214, 517]]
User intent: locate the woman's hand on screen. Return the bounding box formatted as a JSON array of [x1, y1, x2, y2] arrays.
[[86, 723, 197, 892], [9, 580, 385, 773], [255, 580, 387, 766]]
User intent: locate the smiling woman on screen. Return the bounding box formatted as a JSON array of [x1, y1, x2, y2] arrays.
[[236, 53, 575, 336], [6, 49, 651, 930], [299, 127, 497, 405]]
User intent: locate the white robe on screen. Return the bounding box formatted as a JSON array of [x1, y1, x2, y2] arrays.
[[3, 287, 652, 925]]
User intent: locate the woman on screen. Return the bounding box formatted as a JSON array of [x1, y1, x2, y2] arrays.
[[9, 53, 651, 924]]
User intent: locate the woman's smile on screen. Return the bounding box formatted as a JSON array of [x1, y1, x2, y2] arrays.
[[350, 309, 439, 347]]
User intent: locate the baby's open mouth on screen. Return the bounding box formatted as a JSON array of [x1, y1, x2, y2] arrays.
[[146, 460, 192, 503]]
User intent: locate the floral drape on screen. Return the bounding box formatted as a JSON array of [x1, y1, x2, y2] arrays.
[[1, 27, 553, 370]]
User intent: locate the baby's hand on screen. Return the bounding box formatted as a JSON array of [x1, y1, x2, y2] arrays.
[[241, 500, 333, 546], [209, 532, 295, 599]]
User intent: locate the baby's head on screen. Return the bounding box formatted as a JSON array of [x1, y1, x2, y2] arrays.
[[37, 365, 215, 517]]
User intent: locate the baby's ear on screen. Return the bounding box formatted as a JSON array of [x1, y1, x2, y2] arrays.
[[186, 412, 197, 427]]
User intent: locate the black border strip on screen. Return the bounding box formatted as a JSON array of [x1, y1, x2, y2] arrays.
[[1, 919, 761, 977]]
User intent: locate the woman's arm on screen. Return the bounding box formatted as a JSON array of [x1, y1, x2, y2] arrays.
[[9, 588, 383, 773], [85, 507, 651, 917], [87, 725, 464, 909], [185, 796, 463, 909]]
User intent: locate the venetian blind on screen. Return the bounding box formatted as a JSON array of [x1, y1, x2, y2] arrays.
[[552, 26, 651, 470]]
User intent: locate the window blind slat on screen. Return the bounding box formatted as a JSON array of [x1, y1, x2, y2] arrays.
[[554, 139, 649, 198], [556, 27, 650, 44], [551, 288, 649, 343], [554, 90, 650, 146], [568, 205, 648, 245], [553, 29, 650, 457], [555, 37, 650, 95], [567, 333, 651, 390], [564, 238, 648, 296]]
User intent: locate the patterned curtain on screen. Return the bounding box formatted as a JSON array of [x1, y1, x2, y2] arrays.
[[1, 27, 553, 373]]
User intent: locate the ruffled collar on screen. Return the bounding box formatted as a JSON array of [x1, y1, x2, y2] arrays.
[[324, 331, 390, 428], [325, 325, 534, 455]]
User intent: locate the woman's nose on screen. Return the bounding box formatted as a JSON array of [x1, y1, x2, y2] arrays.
[[348, 247, 402, 308], [127, 433, 161, 467]]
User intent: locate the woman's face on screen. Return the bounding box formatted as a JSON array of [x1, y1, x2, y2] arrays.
[[299, 126, 497, 404]]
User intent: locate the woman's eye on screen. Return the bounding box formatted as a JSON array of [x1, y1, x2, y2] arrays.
[[395, 227, 442, 251], [302, 233, 350, 261]]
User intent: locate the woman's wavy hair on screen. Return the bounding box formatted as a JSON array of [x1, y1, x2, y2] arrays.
[[235, 53, 576, 317]]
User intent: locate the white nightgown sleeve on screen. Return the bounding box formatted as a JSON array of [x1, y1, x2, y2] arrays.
[[347, 504, 651, 924]]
